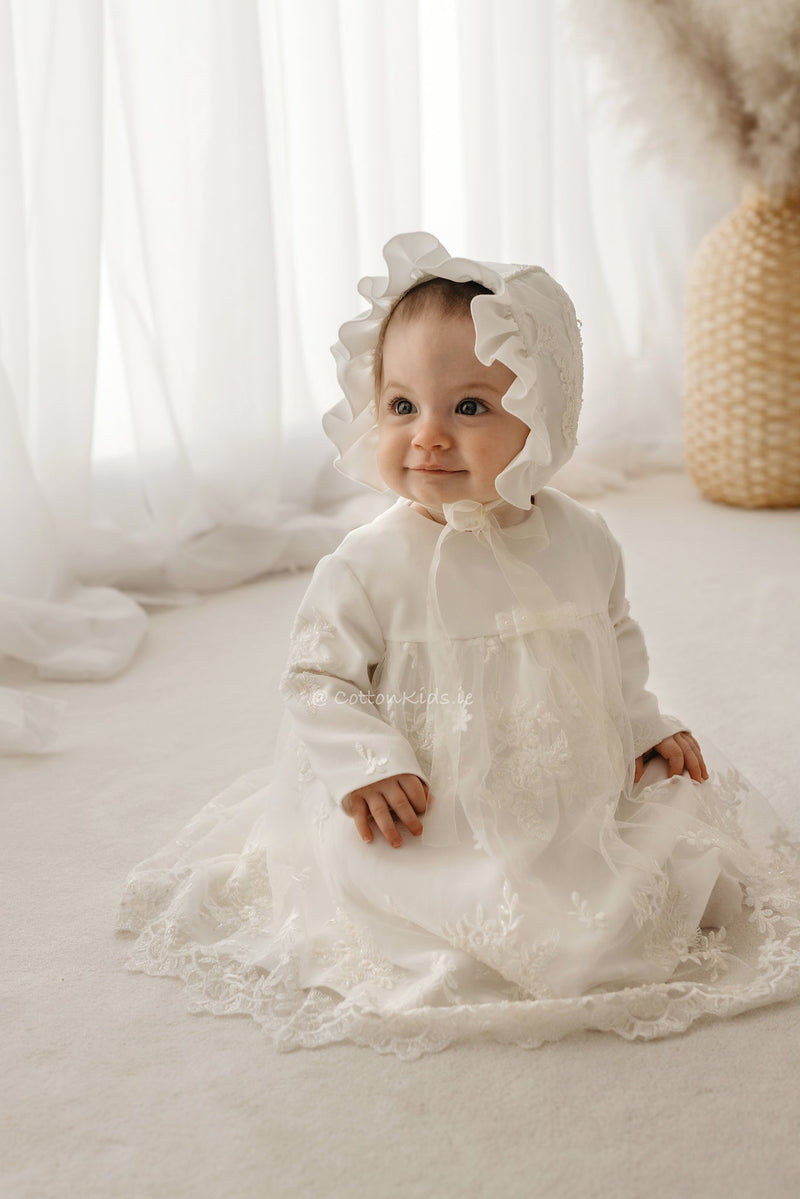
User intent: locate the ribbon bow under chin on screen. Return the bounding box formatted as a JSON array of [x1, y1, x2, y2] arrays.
[[441, 498, 504, 533]]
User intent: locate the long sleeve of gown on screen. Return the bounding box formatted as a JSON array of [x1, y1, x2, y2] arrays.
[[605, 528, 686, 759], [280, 553, 428, 807]]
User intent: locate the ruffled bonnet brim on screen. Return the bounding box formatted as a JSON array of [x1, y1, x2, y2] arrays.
[[324, 232, 582, 510]]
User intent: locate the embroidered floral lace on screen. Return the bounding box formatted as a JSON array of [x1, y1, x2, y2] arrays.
[[117, 494, 800, 1059]]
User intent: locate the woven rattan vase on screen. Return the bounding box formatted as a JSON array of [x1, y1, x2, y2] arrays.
[[683, 187, 800, 507]]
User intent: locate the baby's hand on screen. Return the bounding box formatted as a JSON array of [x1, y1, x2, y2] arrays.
[[343, 774, 429, 848], [634, 731, 709, 784]]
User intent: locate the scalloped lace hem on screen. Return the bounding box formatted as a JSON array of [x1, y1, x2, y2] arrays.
[[117, 909, 800, 1061]]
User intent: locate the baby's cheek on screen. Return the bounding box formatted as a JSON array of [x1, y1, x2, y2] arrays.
[[375, 430, 402, 484], [499, 431, 529, 473], [476, 440, 517, 479]]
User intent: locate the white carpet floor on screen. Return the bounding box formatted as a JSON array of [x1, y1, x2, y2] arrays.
[[5, 470, 800, 1199]]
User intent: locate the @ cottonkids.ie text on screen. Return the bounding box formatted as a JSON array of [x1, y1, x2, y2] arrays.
[[331, 688, 474, 709]]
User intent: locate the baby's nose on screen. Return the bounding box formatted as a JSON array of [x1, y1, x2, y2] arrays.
[[412, 413, 452, 449]]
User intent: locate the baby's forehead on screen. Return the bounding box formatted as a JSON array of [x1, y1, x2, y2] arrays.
[[381, 308, 478, 359], [380, 311, 514, 392], [382, 288, 483, 353]]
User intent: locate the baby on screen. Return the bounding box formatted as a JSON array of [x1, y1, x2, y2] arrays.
[[343, 272, 708, 850], [120, 232, 800, 1057]]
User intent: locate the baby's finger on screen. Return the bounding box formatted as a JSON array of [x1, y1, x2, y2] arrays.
[[686, 744, 709, 781], [349, 795, 373, 843], [399, 775, 429, 816], [676, 733, 707, 782], [683, 747, 704, 782], [367, 795, 403, 848], [683, 735, 709, 780], [662, 742, 684, 778], [386, 781, 424, 836]]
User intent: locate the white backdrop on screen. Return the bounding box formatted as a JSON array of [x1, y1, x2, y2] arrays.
[[0, 0, 735, 751]]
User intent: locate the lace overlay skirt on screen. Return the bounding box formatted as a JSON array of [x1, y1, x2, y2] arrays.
[[118, 737, 800, 1060]]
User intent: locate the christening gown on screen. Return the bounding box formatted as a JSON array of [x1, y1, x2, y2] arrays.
[[118, 488, 800, 1059]]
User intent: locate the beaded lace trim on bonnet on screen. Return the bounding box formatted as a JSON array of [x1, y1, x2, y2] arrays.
[[323, 230, 584, 516]]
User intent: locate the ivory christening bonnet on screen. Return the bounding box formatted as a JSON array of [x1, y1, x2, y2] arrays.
[[323, 230, 584, 516]]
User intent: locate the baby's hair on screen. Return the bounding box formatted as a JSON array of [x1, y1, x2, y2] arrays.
[[373, 277, 493, 397]]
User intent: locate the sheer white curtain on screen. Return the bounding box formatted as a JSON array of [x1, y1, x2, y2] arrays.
[[0, 0, 733, 752]]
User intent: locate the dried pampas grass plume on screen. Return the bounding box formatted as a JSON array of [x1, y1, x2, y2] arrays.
[[566, 0, 800, 195]]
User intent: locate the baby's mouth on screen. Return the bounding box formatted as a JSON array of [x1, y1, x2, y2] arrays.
[[410, 465, 464, 474]]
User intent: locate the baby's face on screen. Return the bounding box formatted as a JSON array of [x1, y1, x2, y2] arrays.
[[375, 312, 528, 514]]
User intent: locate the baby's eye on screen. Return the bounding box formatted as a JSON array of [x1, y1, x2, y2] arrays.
[[388, 397, 415, 416], [456, 398, 488, 416]]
